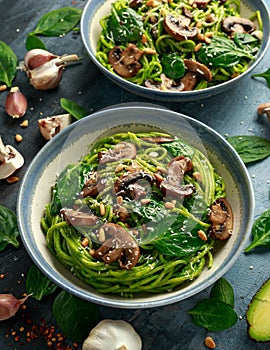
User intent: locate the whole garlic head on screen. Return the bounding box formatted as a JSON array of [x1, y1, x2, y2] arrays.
[[82, 319, 142, 350]]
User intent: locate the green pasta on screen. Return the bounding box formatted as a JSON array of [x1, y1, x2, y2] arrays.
[[42, 131, 230, 296], [95, 0, 262, 91]]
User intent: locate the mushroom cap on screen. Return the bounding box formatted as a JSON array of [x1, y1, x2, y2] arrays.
[[38, 114, 71, 140], [257, 102, 270, 116], [222, 16, 256, 35], [0, 143, 24, 180], [163, 14, 198, 41], [82, 319, 142, 350]]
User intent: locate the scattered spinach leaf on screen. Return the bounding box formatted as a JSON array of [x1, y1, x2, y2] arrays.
[[188, 298, 238, 331], [245, 209, 270, 253], [26, 34, 46, 51], [252, 67, 270, 89], [26, 265, 58, 300], [196, 35, 257, 68], [60, 98, 89, 120], [161, 53, 185, 80], [107, 6, 143, 43], [0, 205, 20, 250], [30, 7, 82, 37], [0, 41, 18, 87], [52, 290, 100, 342], [210, 277, 234, 308], [226, 135, 270, 164]]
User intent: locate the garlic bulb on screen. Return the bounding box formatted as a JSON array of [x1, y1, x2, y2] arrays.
[[0, 294, 30, 321]]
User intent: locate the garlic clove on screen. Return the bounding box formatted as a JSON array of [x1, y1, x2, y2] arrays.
[[82, 319, 142, 350], [38, 114, 71, 140], [0, 137, 24, 179], [28, 59, 63, 90], [5, 86, 27, 118], [0, 294, 30, 321], [24, 48, 57, 70]]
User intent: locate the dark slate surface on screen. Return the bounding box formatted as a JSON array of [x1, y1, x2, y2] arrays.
[[0, 0, 270, 349]]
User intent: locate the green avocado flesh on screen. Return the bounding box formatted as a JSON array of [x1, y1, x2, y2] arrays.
[[247, 278, 270, 342]]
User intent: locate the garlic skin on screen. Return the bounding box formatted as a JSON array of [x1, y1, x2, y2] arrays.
[[5, 86, 27, 118], [24, 48, 57, 70], [0, 294, 30, 321], [23, 49, 79, 90]]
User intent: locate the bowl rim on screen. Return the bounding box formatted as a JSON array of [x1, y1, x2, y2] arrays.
[[17, 104, 255, 308], [80, 0, 270, 102]]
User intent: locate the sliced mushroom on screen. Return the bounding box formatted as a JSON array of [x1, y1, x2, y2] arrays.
[[193, 0, 210, 9], [257, 102, 270, 121], [61, 208, 99, 226], [108, 44, 144, 78], [163, 14, 198, 41], [222, 16, 256, 35], [184, 59, 212, 82], [0, 137, 24, 179], [145, 73, 184, 91], [129, 0, 143, 8], [98, 142, 137, 165], [141, 136, 175, 143], [92, 223, 140, 270], [38, 114, 71, 140], [81, 171, 106, 198], [160, 157, 195, 198], [208, 198, 233, 240], [114, 169, 154, 199], [82, 319, 142, 350], [179, 72, 200, 91]]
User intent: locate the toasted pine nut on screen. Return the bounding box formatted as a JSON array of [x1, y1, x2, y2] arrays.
[[117, 195, 123, 206], [198, 230, 208, 241], [196, 20, 202, 28], [165, 202, 175, 209], [193, 171, 202, 182], [154, 173, 164, 182], [89, 248, 96, 256], [115, 164, 124, 173], [205, 31, 214, 38], [98, 228, 106, 242], [143, 48, 157, 55], [141, 198, 151, 205], [142, 33, 147, 44], [81, 238, 89, 247], [204, 36, 212, 44], [15, 134, 23, 142], [194, 43, 203, 52], [197, 33, 205, 41], [6, 176, 20, 184], [20, 120, 28, 128], [0, 84, 7, 92], [204, 336, 216, 349], [100, 203, 106, 216]]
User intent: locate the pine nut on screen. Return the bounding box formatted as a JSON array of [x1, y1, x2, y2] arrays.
[[204, 336, 216, 349], [6, 176, 20, 184], [100, 203, 106, 216], [194, 43, 202, 52], [0, 84, 7, 92], [165, 202, 175, 209], [117, 196, 123, 206], [198, 230, 208, 241], [15, 134, 23, 142], [20, 120, 28, 128], [98, 228, 106, 242], [81, 238, 89, 247], [141, 198, 151, 205]]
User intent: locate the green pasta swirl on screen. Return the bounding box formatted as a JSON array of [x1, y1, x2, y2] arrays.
[[42, 131, 228, 296], [95, 0, 262, 91]]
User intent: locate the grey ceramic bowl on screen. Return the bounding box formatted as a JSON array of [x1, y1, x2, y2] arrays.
[[17, 104, 254, 308], [80, 0, 270, 102]]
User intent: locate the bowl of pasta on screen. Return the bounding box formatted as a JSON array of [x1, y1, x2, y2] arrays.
[[81, 0, 269, 101], [18, 104, 254, 308]]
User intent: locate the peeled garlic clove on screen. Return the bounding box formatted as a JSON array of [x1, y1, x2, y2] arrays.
[[0, 137, 24, 179], [0, 294, 30, 321], [24, 48, 57, 70], [5, 86, 27, 118], [38, 114, 71, 140]]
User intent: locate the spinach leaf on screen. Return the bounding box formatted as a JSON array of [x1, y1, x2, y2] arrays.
[[107, 6, 143, 43], [252, 67, 270, 88], [245, 209, 270, 253], [196, 35, 255, 68], [226, 135, 270, 164], [161, 139, 195, 159], [31, 7, 82, 36], [161, 53, 185, 80], [0, 41, 18, 87], [188, 298, 238, 331], [52, 290, 100, 342], [210, 277, 234, 308], [0, 205, 20, 250], [60, 98, 89, 120], [26, 34, 46, 51], [26, 265, 58, 300]]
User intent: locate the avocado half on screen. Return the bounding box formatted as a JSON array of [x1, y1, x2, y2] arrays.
[[247, 278, 270, 342]]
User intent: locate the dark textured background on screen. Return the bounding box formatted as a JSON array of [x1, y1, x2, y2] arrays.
[[0, 0, 270, 349]]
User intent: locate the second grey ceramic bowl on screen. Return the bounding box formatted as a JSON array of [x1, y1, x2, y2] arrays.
[[81, 0, 270, 102]]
